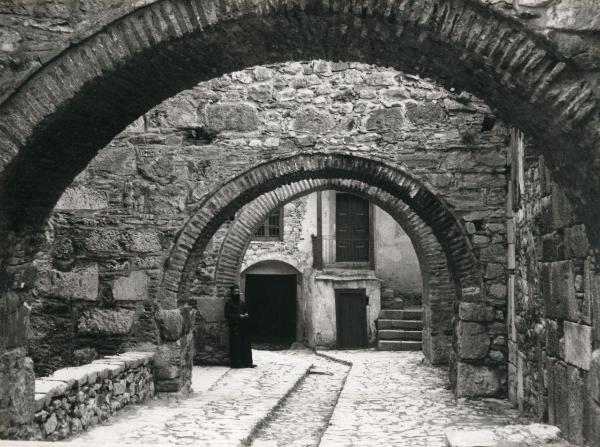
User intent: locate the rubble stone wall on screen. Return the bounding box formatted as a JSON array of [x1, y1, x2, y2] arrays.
[[509, 132, 600, 445], [32, 61, 509, 384], [30, 351, 154, 441]]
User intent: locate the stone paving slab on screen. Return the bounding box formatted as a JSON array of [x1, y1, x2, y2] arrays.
[[70, 350, 311, 446], [445, 424, 576, 447], [318, 350, 567, 447]]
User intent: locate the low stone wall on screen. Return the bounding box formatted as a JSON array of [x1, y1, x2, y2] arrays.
[[31, 351, 154, 441]]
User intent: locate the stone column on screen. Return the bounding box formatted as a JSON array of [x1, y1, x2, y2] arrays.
[[154, 306, 196, 393], [0, 290, 35, 438]]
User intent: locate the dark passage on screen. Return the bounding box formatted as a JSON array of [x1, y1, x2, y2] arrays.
[[245, 274, 297, 346]]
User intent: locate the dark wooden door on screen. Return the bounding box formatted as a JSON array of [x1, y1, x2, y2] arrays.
[[335, 193, 369, 262], [245, 274, 297, 343], [335, 289, 368, 348]]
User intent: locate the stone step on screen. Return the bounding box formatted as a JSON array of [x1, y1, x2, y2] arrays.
[[378, 330, 422, 341], [377, 340, 422, 351], [379, 309, 422, 320], [377, 319, 423, 330], [381, 298, 404, 309]]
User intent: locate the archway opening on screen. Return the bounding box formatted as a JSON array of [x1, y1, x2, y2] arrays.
[[166, 154, 490, 396], [242, 261, 300, 349]]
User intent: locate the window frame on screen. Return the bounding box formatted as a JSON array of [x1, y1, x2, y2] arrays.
[[253, 207, 284, 241]]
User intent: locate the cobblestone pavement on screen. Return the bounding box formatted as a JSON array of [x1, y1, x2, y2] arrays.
[[72, 351, 311, 446], [318, 351, 562, 447], [251, 352, 350, 447], [70, 350, 571, 447]]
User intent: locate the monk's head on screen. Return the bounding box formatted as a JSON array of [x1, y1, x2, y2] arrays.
[[229, 285, 241, 301]]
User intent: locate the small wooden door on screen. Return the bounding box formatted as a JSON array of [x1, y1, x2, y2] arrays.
[[245, 274, 297, 343], [335, 193, 370, 262], [335, 289, 368, 349]]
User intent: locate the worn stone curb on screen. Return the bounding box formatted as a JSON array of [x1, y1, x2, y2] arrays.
[[313, 351, 353, 446], [314, 350, 354, 367], [240, 362, 312, 446]]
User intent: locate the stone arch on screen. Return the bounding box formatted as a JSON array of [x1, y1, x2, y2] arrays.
[[162, 152, 479, 309], [240, 257, 303, 276], [163, 153, 490, 374], [201, 177, 455, 364], [0, 0, 598, 248]]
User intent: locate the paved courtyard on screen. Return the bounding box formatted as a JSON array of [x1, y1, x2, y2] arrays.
[[71, 350, 571, 447]]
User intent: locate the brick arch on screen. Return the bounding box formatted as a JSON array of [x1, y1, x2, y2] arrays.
[[0, 0, 599, 247], [201, 177, 455, 364], [241, 257, 303, 276], [162, 152, 478, 314]]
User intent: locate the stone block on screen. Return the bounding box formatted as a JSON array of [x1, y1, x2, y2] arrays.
[[546, 319, 561, 358], [35, 379, 69, 397], [113, 380, 126, 396], [563, 321, 592, 370], [77, 308, 136, 336], [422, 333, 450, 365], [547, 0, 600, 31], [566, 364, 584, 445], [91, 361, 125, 378], [292, 107, 334, 133], [0, 291, 30, 351], [154, 340, 183, 381], [405, 101, 447, 125], [582, 258, 593, 325], [36, 263, 99, 301], [89, 145, 136, 175], [565, 224, 590, 258], [489, 283, 506, 299], [455, 362, 502, 397], [195, 297, 225, 322], [553, 361, 569, 436], [508, 362, 517, 406], [155, 309, 184, 342], [205, 102, 259, 132], [129, 231, 161, 253], [551, 183, 573, 229], [587, 350, 600, 404], [112, 270, 149, 301], [54, 185, 107, 211], [547, 261, 577, 320], [458, 302, 495, 322], [456, 321, 490, 360], [590, 269, 600, 349], [485, 263, 505, 279], [365, 107, 406, 133], [0, 347, 34, 430], [547, 356, 556, 425], [445, 430, 496, 447], [584, 395, 600, 446]]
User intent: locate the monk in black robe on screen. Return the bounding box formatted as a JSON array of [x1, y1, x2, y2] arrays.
[[224, 285, 255, 368]]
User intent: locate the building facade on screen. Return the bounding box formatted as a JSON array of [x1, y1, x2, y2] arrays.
[[240, 191, 422, 349]]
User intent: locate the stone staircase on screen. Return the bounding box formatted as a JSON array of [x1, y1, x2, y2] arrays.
[[376, 307, 423, 351]]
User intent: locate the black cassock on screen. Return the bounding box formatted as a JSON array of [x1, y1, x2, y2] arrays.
[[224, 299, 253, 368]]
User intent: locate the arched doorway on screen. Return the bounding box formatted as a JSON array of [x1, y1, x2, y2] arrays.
[[241, 260, 301, 349], [163, 153, 492, 397]]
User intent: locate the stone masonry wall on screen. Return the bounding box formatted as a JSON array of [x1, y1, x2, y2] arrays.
[[1, 0, 600, 106], [509, 131, 600, 445], [34, 61, 509, 381], [28, 351, 154, 441]]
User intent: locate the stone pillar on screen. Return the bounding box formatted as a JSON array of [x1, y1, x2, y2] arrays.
[[154, 306, 196, 393], [453, 299, 504, 397], [0, 291, 35, 438]]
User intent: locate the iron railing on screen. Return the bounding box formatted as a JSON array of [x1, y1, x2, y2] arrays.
[[322, 236, 370, 264]]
